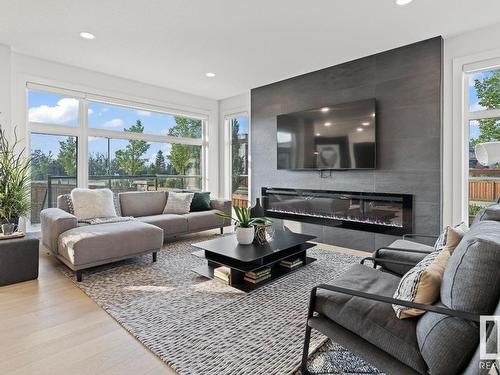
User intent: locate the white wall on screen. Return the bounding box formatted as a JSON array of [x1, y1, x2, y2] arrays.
[[0, 44, 11, 139], [218, 92, 250, 200], [0, 46, 222, 197], [443, 23, 500, 226]]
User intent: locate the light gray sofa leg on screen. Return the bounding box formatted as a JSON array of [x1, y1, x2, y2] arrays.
[[76, 270, 82, 282], [152, 252, 157, 262]]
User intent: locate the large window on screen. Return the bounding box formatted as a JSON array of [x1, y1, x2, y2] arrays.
[[88, 137, 202, 191], [226, 114, 249, 208], [30, 133, 77, 224], [88, 101, 202, 138], [28, 84, 206, 226], [466, 68, 500, 224]]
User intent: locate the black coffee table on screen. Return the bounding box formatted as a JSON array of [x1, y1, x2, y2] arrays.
[[191, 230, 316, 292]]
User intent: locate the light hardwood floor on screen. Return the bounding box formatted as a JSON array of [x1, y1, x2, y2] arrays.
[[0, 230, 369, 375]]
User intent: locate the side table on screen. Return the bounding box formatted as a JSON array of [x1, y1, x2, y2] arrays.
[[0, 233, 39, 286]]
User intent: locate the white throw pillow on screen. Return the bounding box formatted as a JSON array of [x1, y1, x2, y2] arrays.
[[71, 188, 117, 221], [163, 192, 194, 214]]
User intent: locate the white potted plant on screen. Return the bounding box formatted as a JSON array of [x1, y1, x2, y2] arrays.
[[216, 206, 271, 245]]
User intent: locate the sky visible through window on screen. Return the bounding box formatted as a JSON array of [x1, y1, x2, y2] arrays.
[[28, 91, 201, 157], [88, 101, 181, 136], [468, 70, 496, 140], [235, 116, 248, 136]]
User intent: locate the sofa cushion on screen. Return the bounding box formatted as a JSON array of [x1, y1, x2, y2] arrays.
[[441, 220, 500, 314], [58, 221, 163, 267], [186, 210, 224, 231], [315, 264, 427, 374], [190, 192, 212, 212], [138, 214, 188, 235], [414, 220, 500, 375], [71, 188, 117, 221], [461, 301, 500, 375], [119, 191, 167, 217], [374, 239, 433, 276], [416, 304, 478, 375]]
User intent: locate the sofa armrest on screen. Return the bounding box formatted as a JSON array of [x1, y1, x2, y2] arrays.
[[370, 246, 431, 276], [309, 284, 479, 322], [211, 199, 232, 226], [40, 208, 78, 253], [402, 233, 438, 241]]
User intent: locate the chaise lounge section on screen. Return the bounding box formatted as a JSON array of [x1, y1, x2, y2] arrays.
[[41, 191, 232, 281]]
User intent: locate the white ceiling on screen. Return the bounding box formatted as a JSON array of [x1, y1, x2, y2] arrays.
[[1, 0, 500, 100]]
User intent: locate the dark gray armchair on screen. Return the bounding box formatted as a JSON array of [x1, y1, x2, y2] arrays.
[[301, 219, 500, 375], [364, 233, 437, 276]]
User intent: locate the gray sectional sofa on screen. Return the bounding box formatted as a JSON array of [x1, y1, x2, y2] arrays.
[[41, 191, 232, 281], [301, 206, 500, 375]]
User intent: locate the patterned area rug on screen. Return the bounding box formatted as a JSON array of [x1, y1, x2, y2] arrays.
[[59, 234, 381, 375]]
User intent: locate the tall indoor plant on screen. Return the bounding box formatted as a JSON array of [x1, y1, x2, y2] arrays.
[[0, 126, 31, 234], [216, 206, 271, 245]]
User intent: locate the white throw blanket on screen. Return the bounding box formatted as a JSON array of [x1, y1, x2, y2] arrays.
[[78, 216, 136, 225]]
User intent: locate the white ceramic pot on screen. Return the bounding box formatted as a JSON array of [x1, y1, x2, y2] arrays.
[[236, 226, 255, 245]]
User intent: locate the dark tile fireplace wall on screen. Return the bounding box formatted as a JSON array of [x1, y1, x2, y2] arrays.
[[251, 37, 442, 252]]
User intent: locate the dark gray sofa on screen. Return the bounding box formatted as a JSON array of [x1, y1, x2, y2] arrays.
[[301, 215, 500, 374], [41, 191, 232, 281]]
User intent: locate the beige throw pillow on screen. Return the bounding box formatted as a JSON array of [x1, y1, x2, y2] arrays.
[[71, 188, 117, 221], [442, 224, 468, 254], [392, 249, 451, 319], [434, 222, 468, 252], [163, 192, 194, 214]]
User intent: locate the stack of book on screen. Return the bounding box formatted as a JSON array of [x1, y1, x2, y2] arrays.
[[244, 267, 271, 284], [280, 257, 303, 269], [214, 266, 231, 284]]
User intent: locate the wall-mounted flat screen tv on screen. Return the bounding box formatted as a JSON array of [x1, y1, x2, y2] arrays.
[[277, 99, 376, 170]]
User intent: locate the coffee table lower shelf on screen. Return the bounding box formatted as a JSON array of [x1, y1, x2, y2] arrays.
[[192, 256, 316, 292]]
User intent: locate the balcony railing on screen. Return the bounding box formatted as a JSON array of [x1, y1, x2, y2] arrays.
[[30, 174, 202, 224]]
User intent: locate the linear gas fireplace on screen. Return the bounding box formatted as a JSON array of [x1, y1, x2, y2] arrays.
[[261, 187, 413, 236]]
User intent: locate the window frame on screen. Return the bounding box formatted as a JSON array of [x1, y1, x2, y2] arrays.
[[223, 111, 250, 202], [462, 61, 500, 222], [27, 82, 208, 224]]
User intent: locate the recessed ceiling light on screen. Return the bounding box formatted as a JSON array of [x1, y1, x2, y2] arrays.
[[316, 133, 321, 137], [362, 122, 370, 126], [321, 107, 329, 113], [205, 72, 216, 78], [371, 113, 376, 118], [357, 128, 364, 132], [324, 122, 331, 126], [314, 151, 319, 155], [80, 32, 95, 40], [396, 0, 413, 5]]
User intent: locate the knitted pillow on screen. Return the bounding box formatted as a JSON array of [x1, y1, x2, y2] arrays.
[[62, 193, 122, 217], [392, 249, 451, 319], [71, 188, 117, 221], [163, 192, 194, 214]]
